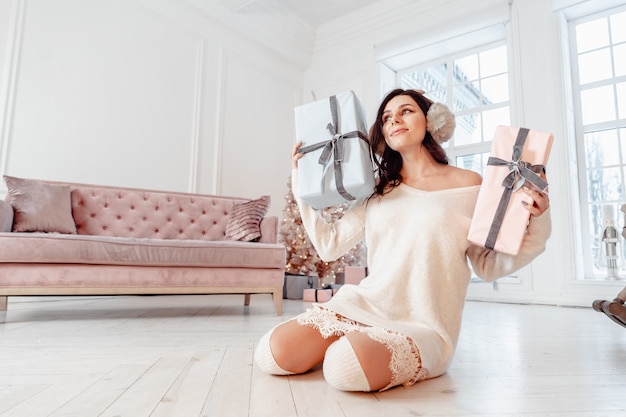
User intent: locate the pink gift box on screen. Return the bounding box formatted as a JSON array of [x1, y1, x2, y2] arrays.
[[344, 266, 367, 285], [303, 288, 339, 302], [467, 126, 553, 255]]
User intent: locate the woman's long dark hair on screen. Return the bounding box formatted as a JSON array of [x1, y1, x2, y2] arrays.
[[369, 89, 448, 198]]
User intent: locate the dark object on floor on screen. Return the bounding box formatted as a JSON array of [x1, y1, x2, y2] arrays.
[[593, 298, 626, 328]]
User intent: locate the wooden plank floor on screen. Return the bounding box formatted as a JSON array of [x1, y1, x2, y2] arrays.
[[0, 294, 625, 417]]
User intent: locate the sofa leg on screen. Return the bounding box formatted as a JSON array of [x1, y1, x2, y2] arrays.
[[244, 294, 251, 306], [273, 291, 282, 316], [0, 296, 6, 311]]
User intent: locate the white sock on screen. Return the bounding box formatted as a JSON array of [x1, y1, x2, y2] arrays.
[[254, 326, 294, 375], [323, 337, 370, 392]]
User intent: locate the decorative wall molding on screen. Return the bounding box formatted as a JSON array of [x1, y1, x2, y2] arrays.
[[0, 0, 25, 176], [212, 46, 225, 195], [0, 0, 210, 193], [120, 0, 209, 194], [183, 0, 313, 69], [189, 38, 205, 194], [214, 46, 299, 196]]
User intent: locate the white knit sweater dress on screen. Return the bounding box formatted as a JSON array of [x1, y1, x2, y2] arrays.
[[292, 170, 551, 380]]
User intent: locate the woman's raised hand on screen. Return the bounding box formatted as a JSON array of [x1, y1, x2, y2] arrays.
[[292, 141, 304, 169], [521, 172, 550, 217]]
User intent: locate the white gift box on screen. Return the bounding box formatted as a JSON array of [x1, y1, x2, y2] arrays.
[[283, 274, 317, 300], [294, 91, 375, 209]]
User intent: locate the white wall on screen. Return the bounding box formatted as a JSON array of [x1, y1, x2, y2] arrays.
[[301, 0, 625, 306], [1, 0, 622, 305], [0, 0, 304, 217]]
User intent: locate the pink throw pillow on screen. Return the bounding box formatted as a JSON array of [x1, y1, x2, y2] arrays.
[[4, 175, 77, 234], [225, 195, 271, 242]]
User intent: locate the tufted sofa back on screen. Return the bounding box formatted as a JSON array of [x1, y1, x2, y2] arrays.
[[68, 183, 254, 241]]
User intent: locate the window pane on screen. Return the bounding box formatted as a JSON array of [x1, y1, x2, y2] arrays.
[[581, 85, 616, 125], [482, 107, 510, 142], [584, 129, 620, 167], [456, 152, 489, 174], [589, 204, 603, 245], [422, 64, 447, 92], [614, 43, 626, 77], [426, 88, 447, 104], [453, 81, 481, 111], [479, 46, 507, 77], [618, 82, 626, 119], [621, 128, 626, 163], [571, 8, 626, 280], [401, 63, 447, 92], [587, 167, 622, 201], [454, 54, 479, 82], [610, 11, 626, 43], [578, 48, 613, 84], [401, 72, 420, 89], [481, 74, 509, 104], [454, 113, 481, 146], [576, 17, 609, 53], [399, 43, 508, 212]]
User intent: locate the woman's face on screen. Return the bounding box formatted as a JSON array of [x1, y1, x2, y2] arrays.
[[381, 94, 427, 154]]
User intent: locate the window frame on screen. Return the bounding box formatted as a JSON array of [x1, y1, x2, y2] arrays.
[[568, 4, 626, 279], [394, 39, 522, 284], [396, 39, 510, 175]]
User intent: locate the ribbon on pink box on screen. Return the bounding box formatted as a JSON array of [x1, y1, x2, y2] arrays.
[[467, 126, 553, 255]]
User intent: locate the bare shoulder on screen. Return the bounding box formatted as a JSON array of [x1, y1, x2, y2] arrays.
[[445, 165, 482, 187]]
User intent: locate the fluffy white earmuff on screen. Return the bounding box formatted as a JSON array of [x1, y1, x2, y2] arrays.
[[426, 102, 456, 144]]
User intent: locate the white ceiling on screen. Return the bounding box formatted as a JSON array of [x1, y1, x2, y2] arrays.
[[217, 0, 381, 27], [276, 0, 380, 27]]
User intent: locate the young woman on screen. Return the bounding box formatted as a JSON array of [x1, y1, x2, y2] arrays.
[[255, 88, 551, 392]]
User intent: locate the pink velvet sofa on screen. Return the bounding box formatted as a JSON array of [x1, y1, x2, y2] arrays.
[[0, 177, 286, 315]]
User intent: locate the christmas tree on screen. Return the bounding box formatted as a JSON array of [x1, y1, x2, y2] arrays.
[[279, 176, 367, 286]]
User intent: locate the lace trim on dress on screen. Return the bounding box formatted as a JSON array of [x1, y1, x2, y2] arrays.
[[296, 305, 362, 338], [365, 327, 423, 391], [296, 306, 424, 391]]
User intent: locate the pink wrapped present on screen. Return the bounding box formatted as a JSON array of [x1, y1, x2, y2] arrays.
[[467, 126, 553, 255], [294, 91, 375, 209], [303, 288, 339, 302], [344, 266, 367, 285]]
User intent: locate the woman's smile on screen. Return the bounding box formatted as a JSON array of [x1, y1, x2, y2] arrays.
[[390, 127, 409, 137]]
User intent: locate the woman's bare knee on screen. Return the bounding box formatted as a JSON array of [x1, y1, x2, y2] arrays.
[[271, 320, 338, 374], [344, 332, 392, 391]]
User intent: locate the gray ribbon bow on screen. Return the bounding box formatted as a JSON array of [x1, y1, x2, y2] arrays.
[[484, 127, 548, 251], [299, 95, 369, 202]]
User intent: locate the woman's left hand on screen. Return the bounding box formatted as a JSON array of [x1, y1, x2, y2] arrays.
[[522, 173, 550, 217]]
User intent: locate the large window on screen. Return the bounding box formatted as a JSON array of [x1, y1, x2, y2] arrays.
[[570, 6, 626, 279], [398, 42, 510, 176], [398, 42, 514, 281]]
